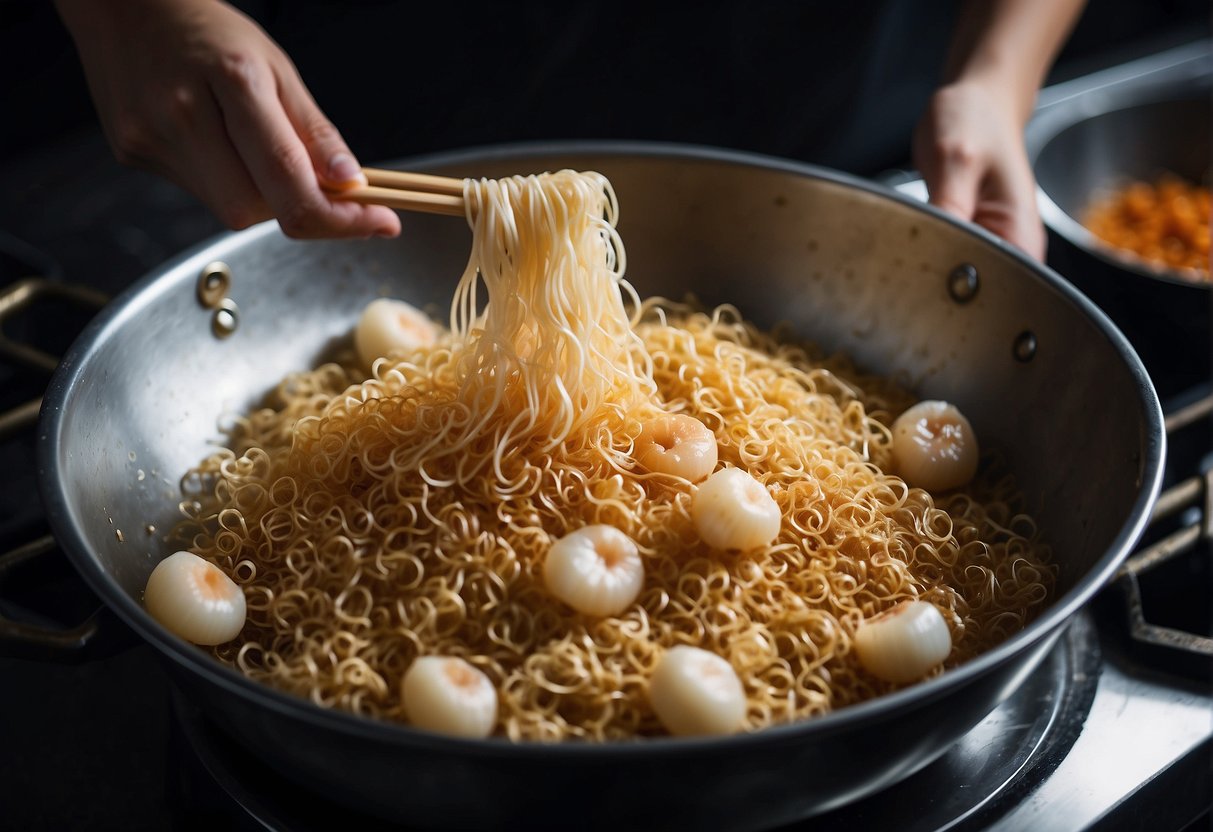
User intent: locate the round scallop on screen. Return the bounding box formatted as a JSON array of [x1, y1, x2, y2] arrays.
[[891, 400, 979, 493], [691, 468, 781, 551], [143, 551, 246, 645], [354, 298, 438, 369], [543, 525, 644, 617], [649, 646, 746, 737], [402, 656, 498, 739], [634, 414, 718, 483], [853, 600, 953, 683]]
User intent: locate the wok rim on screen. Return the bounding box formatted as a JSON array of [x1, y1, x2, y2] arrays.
[[38, 139, 1165, 760]]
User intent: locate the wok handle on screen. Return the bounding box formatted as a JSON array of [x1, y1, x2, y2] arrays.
[[0, 535, 135, 662]]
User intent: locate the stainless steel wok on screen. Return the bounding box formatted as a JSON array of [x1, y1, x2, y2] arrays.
[[36, 144, 1164, 829]]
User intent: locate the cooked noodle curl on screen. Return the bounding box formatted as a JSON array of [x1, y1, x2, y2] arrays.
[[179, 171, 1052, 740]]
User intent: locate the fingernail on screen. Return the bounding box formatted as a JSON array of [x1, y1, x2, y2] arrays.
[[327, 153, 365, 187], [375, 227, 398, 239]]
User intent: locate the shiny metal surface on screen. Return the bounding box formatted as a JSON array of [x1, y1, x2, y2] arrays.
[[1027, 40, 1211, 397], [43, 146, 1164, 594], [173, 612, 1106, 832], [989, 649, 1213, 831], [1028, 40, 1212, 289], [37, 145, 1166, 827], [195, 260, 232, 309]]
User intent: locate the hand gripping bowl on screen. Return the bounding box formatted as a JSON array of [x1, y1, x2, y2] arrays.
[[37, 144, 1163, 830]]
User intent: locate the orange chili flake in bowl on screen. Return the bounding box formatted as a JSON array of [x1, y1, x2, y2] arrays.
[[1083, 175, 1211, 281]]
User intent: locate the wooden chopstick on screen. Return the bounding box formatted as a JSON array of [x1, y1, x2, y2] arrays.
[[328, 167, 468, 217], [363, 168, 464, 196], [335, 186, 466, 217]]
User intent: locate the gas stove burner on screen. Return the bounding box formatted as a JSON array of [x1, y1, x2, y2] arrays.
[[0, 277, 107, 442], [1101, 385, 1213, 680], [0, 276, 110, 657]]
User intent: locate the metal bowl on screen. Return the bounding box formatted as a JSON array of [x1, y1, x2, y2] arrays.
[[1035, 96, 1209, 286], [1027, 42, 1211, 393]]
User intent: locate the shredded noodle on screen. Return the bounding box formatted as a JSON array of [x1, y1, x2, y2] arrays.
[[178, 171, 1053, 740]]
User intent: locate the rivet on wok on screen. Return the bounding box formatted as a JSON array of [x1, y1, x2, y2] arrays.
[[197, 261, 232, 309], [1013, 331, 1037, 362], [211, 298, 239, 339], [947, 264, 979, 304]]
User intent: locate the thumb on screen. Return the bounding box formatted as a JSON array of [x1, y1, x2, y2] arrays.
[[274, 60, 400, 237], [275, 62, 368, 191]]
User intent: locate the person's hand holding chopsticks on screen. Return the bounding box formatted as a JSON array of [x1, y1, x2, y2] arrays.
[[54, 0, 401, 240]]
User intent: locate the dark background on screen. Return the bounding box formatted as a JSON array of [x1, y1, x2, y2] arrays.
[[4, 0, 1211, 163], [0, 0, 1208, 292]]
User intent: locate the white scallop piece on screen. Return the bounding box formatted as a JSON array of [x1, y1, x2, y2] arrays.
[[402, 656, 498, 739], [853, 600, 953, 683], [891, 400, 979, 493], [354, 297, 438, 369], [543, 525, 644, 617], [635, 413, 718, 483], [691, 468, 782, 551], [143, 551, 246, 645], [649, 646, 746, 737]]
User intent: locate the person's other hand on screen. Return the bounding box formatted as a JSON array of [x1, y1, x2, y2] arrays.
[[56, 0, 400, 239], [912, 80, 1044, 261]]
